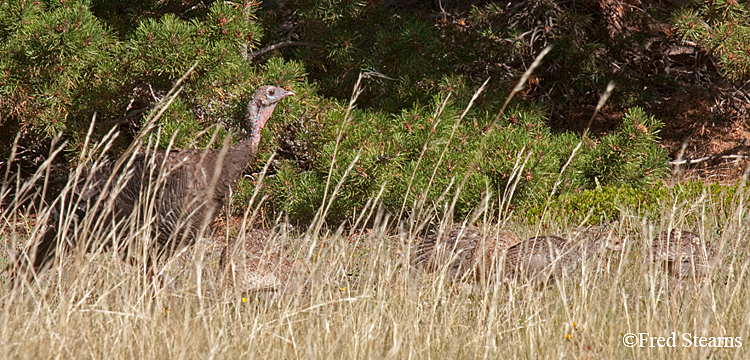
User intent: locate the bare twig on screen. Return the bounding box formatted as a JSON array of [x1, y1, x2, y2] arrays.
[[669, 154, 750, 166], [246, 40, 321, 61]]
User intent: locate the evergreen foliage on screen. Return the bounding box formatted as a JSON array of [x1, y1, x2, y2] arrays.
[[261, 93, 668, 225], [1, 0, 742, 228], [1, 0, 303, 155], [673, 0, 750, 80], [272, 1, 467, 113], [0, 0, 125, 139], [257, 0, 692, 117], [571, 107, 668, 190]]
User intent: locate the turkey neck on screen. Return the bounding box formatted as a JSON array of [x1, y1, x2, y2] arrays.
[[213, 100, 278, 203]]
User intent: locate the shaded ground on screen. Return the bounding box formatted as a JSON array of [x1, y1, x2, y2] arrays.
[[536, 9, 750, 185], [655, 85, 750, 184]]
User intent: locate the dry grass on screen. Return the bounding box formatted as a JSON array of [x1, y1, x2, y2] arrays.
[[2, 63, 750, 359], [1, 193, 749, 359]]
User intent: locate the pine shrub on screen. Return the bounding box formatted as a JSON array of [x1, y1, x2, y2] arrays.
[[0, 1, 686, 228], [259, 90, 669, 226], [1, 0, 305, 157], [673, 0, 750, 80]]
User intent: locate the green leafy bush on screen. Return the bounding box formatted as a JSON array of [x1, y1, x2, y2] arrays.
[[532, 179, 745, 225]]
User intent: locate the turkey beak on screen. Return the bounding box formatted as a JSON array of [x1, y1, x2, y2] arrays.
[[283, 89, 295, 98]]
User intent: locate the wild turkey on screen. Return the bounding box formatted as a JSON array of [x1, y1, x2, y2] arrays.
[[220, 229, 309, 301], [13, 85, 294, 280], [651, 230, 716, 280], [503, 230, 623, 286], [411, 226, 521, 282]]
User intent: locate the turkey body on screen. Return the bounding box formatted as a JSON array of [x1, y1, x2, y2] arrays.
[[78, 145, 251, 255], [15, 85, 294, 279], [651, 230, 716, 279], [220, 229, 309, 300], [411, 226, 521, 282], [503, 231, 622, 286]]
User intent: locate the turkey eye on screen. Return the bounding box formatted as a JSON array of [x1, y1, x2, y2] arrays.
[[268, 88, 275, 96]]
